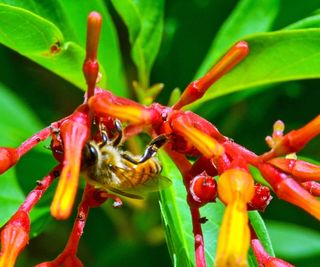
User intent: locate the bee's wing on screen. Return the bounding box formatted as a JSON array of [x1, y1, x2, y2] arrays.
[[106, 187, 144, 199], [111, 165, 172, 197]]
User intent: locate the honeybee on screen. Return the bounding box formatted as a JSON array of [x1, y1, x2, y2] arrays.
[[81, 120, 170, 199]]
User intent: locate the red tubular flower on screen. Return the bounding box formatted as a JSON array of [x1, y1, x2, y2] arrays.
[[268, 158, 320, 182], [259, 163, 320, 220], [51, 104, 90, 220], [173, 41, 249, 110], [89, 91, 161, 125], [0, 147, 19, 174], [169, 111, 225, 157], [83, 11, 102, 99], [0, 211, 30, 267], [251, 238, 294, 267]]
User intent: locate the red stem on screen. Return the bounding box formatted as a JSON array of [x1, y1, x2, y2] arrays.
[[16, 118, 67, 158], [52, 185, 91, 265], [190, 207, 207, 267], [19, 165, 62, 213], [165, 147, 207, 267], [16, 126, 51, 157]]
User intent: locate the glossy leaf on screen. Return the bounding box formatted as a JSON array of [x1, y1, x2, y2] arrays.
[[56, 0, 127, 95], [266, 220, 320, 259], [158, 152, 194, 267], [111, 0, 164, 89], [249, 212, 275, 256], [188, 29, 320, 109], [0, 4, 88, 89], [0, 83, 43, 145], [0, 2, 127, 94], [195, 0, 279, 78], [285, 14, 320, 30], [0, 169, 25, 226], [29, 206, 52, 238]]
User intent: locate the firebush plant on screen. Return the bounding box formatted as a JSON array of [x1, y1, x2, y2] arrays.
[[0, 1, 320, 267]]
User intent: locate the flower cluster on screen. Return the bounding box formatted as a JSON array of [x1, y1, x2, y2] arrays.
[[0, 11, 319, 267]]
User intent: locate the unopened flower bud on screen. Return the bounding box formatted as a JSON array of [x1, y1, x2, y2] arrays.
[[189, 171, 217, 207], [247, 184, 272, 212]]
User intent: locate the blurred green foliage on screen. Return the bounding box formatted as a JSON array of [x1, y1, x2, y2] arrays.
[[0, 0, 319, 266]]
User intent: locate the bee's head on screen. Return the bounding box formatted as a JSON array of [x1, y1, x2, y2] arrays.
[[81, 142, 98, 169]]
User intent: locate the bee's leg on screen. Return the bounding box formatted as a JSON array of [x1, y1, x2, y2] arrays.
[[112, 119, 123, 147], [97, 121, 109, 147], [99, 131, 109, 148], [123, 134, 168, 164]]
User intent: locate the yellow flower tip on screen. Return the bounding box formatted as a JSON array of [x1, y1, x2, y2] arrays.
[[0, 211, 30, 267], [89, 95, 150, 125], [215, 169, 254, 267], [51, 163, 80, 220], [183, 127, 224, 158], [215, 200, 250, 267], [218, 168, 254, 205]]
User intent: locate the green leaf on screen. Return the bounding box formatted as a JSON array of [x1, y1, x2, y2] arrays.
[[188, 29, 320, 109], [195, 0, 279, 78], [266, 220, 320, 259], [0, 2, 127, 94], [0, 82, 43, 145], [0, 169, 25, 226], [158, 152, 194, 267], [200, 200, 225, 266], [111, 0, 164, 89], [0, 0, 78, 41], [29, 206, 51, 238], [285, 14, 320, 30], [0, 4, 88, 89], [56, 0, 128, 95], [249, 212, 275, 256]]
